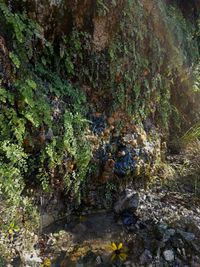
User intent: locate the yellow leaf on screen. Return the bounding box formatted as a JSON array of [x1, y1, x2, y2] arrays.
[[111, 242, 117, 251], [8, 229, 14, 235], [118, 243, 123, 250], [43, 258, 51, 267]]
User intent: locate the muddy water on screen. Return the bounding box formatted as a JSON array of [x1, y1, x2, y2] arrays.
[[43, 211, 129, 266]]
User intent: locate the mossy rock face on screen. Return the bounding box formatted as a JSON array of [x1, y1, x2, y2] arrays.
[[0, 1, 200, 256]]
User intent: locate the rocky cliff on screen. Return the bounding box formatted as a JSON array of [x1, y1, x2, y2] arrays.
[[0, 0, 200, 263]]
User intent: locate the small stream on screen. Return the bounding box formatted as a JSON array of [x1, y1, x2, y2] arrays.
[[41, 211, 128, 267], [37, 187, 200, 267]]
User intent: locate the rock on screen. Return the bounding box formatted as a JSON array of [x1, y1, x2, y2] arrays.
[[122, 134, 136, 144], [123, 260, 134, 267], [137, 133, 147, 144], [171, 237, 184, 248], [78, 251, 97, 267], [167, 229, 176, 236], [46, 128, 53, 140], [177, 230, 195, 242], [163, 250, 174, 262], [118, 150, 126, 156], [21, 251, 42, 266], [139, 249, 153, 265], [114, 189, 139, 213], [114, 151, 136, 176], [122, 211, 138, 227], [163, 228, 175, 242], [108, 117, 115, 125], [90, 115, 105, 135], [96, 256, 103, 265], [41, 213, 55, 228], [144, 119, 153, 132], [130, 139, 137, 147]]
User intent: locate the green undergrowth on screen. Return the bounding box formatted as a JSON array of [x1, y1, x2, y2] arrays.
[[0, 1, 91, 243], [57, 0, 199, 129], [109, 0, 199, 127]]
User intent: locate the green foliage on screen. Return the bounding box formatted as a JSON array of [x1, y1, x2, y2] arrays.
[[0, 1, 92, 237], [193, 62, 200, 93], [108, 0, 171, 125], [182, 122, 200, 143], [167, 5, 199, 66], [105, 182, 117, 206], [0, 256, 6, 267], [9, 52, 20, 68], [105, 0, 199, 129], [0, 0, 199, 247], [0, 141, 27, 202], [96, 0, 118, 16], [96, 0, 110, 16]]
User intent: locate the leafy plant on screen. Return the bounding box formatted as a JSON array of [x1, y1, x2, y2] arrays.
[[109, 242, 128, 262], [182, 122, 200, 143]]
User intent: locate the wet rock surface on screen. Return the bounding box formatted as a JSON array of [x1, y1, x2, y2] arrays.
[[114, 189, 139, 214], [13, 185, 199, 267], [2, 165, 200, 267], [2, 153, 200, 267]]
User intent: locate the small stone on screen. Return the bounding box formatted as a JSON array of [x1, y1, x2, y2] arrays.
[[124, 260, 133, 266], [114, 189, 139, 213], [21, 251, 42, 265], [122, 134, 135, 143], [131, 139, 137, 147], [163, 250, 174, 262], [137, 133, 147, 144], [167, 229, 176, 236], [139, 249, 152, 264], [177, 230, 195, 242], [46, 128, 53, 140], [96, 256, 103, 265], [103, 128, 110, 136], [163, 228, 176, 242], [119, 150, 126, 156], [108, 117, 115, 125], [41, 213, 55, 228]]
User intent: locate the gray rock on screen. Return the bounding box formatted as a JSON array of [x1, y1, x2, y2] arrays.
[[163, 250, 174, 262], [177, 230, 195, 242], [40, 213, 55, 228], [172, 237, 184, 248], [163, 228, 175, 242], [114, 189, 139, 213], [139, 249, 153, 264], [167, 229, 176, 236], [46, 128, 53, 140], [21, 251, 42, 266], [96, 256, 103, 265]]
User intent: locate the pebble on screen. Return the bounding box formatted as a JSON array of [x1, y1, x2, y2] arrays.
[[177, 230, 195, 242], [163, 249, 175, 262], [139, 249, 152, 264]]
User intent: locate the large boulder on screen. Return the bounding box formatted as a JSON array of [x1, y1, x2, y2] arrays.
[[114, 189, 139, 214]]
